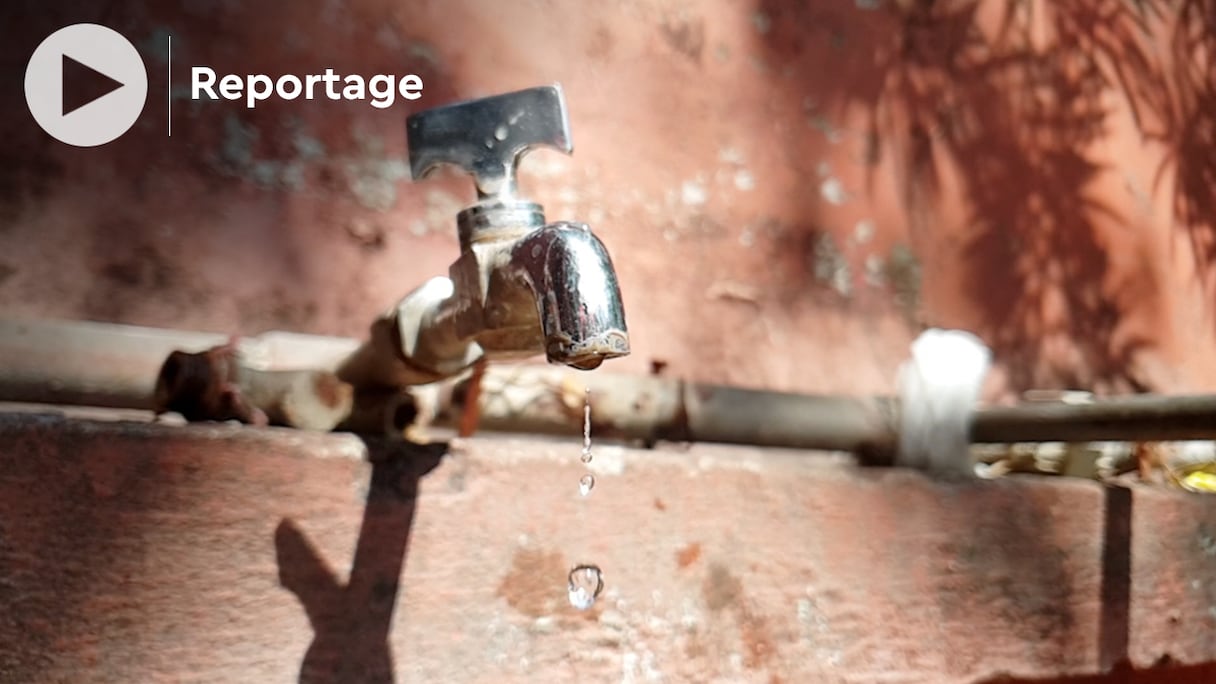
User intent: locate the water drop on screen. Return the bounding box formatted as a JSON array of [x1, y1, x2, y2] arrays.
[[567, 564, 604, 610], [494, 124, 509, 141], [581, 387, 593, 464], [579, 473, 595, 496]]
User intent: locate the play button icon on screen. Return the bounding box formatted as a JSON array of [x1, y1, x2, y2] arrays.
[[61, 55, 127, 117], [25, 24, 148, 147]]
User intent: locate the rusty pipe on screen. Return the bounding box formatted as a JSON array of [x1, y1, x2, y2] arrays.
[[8, 318, 1216, 452], [430, 364, 893, 449], [0, 318, 232, 410], [152, 342, 355, 432], [439, 365, 898, 454], [439, 367, 1216, 456], [0, 318, 361, 411], [0, 321, 896, 448]]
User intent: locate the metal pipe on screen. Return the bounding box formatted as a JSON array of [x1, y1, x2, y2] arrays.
[[235, 368, 354, 432], [971, 395, 1216, 443], [151, 341, 356, 432], [0, 318, 359, 421], [443, 368, 1216, 453], [451, 364, 898, 452], [0, 319, 231, 410], [4, 318, 1216, 451]]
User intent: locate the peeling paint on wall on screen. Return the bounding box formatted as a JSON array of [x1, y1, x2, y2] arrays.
[[211, 116, 320, 191], [885, 242, 922, 322], [819, 177, 848, 206], [218, 114, 259, 172], [345, 158, 410, 211], [681, 180, 708, 207], [812, 233, 852, 298]]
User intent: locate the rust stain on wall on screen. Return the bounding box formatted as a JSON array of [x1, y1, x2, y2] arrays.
[[701, 562, 777, 670], [675, 541, 702, 569], [702, 562, 742, 612], [496, 547, 566, 618]]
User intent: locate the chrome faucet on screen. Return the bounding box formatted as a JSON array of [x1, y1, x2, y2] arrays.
[[339, 85, 630, 389]]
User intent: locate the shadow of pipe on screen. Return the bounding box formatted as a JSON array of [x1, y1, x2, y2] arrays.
[[275, 437, 447, 684], [978, 485, 1216, 684], [1098, 486, 1132, 673]]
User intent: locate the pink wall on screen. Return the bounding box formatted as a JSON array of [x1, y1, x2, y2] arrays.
[[3, 0, 1214, 397]]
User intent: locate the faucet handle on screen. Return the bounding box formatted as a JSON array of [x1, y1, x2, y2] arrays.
[[406, 84, 573, 201]]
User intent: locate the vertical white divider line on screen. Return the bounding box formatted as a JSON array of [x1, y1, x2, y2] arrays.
[[167, 34, 172, 137]]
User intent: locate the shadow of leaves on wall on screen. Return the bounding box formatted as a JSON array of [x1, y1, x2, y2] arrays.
[[757, 0, 1216, 392], [863, 0, 1167, 392], [1139, 0, 1216, 293]]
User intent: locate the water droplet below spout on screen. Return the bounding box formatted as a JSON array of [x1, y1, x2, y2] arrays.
[[567, 564, 603, 610]]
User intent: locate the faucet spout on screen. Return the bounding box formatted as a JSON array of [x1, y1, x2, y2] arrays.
[[509, 221, 630, 370], [337, 85, 631, 391]]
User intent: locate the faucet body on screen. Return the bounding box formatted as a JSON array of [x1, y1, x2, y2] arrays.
[[339, 85, 629, 389]]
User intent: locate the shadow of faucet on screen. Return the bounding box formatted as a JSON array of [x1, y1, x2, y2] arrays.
[[275, 438, 447, 683]]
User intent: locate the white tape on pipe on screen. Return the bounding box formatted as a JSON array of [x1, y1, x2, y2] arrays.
[[896, 328, 992, 475]]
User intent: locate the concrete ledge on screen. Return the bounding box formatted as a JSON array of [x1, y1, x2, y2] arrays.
[[0, 412, 1214, 683]]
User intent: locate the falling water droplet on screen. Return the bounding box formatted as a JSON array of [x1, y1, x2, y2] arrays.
[[494, 124, 509, 141], [581, 388, 593, 464], [579, 473, 595, 496], [567, 564, 604, 610]]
